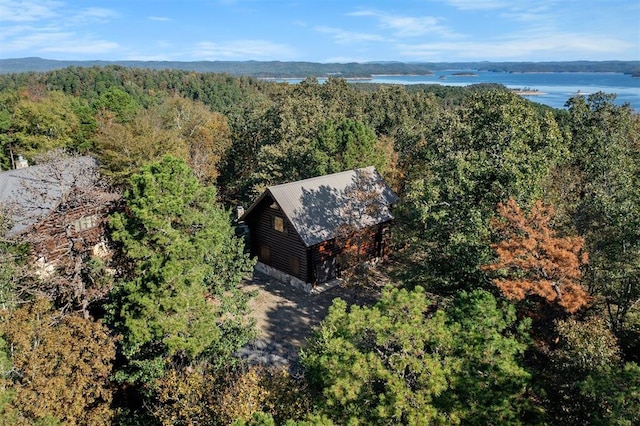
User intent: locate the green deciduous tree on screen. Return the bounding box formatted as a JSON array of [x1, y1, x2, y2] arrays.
[[0, 90, 22, 170], [399, 90, 565, 291], [155, 95, 233, 184], [564, 92, 640, 332], [0, 232, 29, 311], [248, 78, 372, 193], [152, 365, 312, 426], [252, 116, 387, 197], [95, 107, 187, 182], [217, 92, 274, 203], [107, 156, 255, 386], [93, 87, 140, 123], [8, 91, 85, 160], [301, 286, 533, 425], [95, 95, 233, 184]]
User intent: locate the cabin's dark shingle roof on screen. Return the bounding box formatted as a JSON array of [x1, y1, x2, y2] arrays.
[[241, 167, 398, 247]]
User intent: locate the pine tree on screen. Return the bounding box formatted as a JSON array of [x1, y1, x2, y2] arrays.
[[107, 156, 255, 386], [301, 286, 533, 425]]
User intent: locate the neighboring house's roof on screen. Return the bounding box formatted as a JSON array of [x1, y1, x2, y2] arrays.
[[0, 156, 98, 235], [241, 167, 399, 247]]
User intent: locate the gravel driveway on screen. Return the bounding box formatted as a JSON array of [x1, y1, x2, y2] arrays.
[[238, 271, 382, 367]]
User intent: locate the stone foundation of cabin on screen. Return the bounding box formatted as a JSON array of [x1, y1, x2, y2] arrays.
[[255, 262, 341, 294]]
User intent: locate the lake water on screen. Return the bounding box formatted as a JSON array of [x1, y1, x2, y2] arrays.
[[369, 71, 640, 110], [274, 71, 640, 110]]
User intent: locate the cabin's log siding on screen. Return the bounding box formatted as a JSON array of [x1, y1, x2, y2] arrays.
[[246, 195, 309, 282], [17, 187, 120, 288], [23, 190, 118, 265], [244, 192, 394, 285], [28, 206, 104, 261]]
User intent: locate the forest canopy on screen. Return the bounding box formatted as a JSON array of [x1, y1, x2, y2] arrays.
[[0, 65, 638, 425]]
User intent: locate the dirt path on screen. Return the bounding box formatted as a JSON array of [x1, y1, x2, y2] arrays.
[[238, 271, 382, 367]]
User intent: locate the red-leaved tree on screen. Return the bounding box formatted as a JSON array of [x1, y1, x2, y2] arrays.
[[483, 198, 590, 313]]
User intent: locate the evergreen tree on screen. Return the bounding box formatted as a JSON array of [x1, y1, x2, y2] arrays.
[[107, 156, 255, 386], [301, 286, 533, 425], [310, 118, 385, 177]]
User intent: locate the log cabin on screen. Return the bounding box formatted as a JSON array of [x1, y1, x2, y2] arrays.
[[239, 167, 398, 292], [0, 156, 120, 281]]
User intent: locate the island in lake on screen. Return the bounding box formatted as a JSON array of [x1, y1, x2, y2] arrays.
[[510, 87, 546, 96]]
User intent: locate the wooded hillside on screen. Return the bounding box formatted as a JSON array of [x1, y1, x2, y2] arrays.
[[0, 66, 638, 425]]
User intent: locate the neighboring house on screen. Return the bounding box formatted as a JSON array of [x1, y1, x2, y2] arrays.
[[240, 167, 398, 292], [0, 156, 120, 280]]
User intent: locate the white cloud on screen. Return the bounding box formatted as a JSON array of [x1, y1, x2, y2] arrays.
[[149, 16, 171, 22], [315, 26, 386, 45], [349, 10, 460, 39], [397, 30, 636, 61], [0, 23, 40, 40], [0, 29, 64, 51], [124, 53, 172, 61], [442, 0, 558, 22], [1, 29, 119, 55], [323, 55, 378, 63], [0, 0, 62, 22], [40, 39, 119, 54], [0, 1, 117, 24], [382, 16, 444, 37], [0, 0, 120, 58], [73, 7, 118, 22], [441, 0, 512, 11], [193, 40, 296, 59]]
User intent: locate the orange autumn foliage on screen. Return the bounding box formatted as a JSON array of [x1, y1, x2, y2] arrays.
[[483, 198, 590, 313]]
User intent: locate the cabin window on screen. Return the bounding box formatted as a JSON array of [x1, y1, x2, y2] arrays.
[[73, 214, 99, 232], [273, 216, 286, 234]]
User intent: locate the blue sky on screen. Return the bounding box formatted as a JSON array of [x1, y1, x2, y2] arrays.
[[0, 0, 638, 62]]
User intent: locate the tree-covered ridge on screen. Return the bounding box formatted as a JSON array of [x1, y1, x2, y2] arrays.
[[0, 65, 638, 424], [1, 57, 639, 76]]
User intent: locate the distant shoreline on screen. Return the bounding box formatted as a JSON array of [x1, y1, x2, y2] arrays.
[[2, 57, 638, 77], [259, 73, 439, 81], [370, 73, 433, 77]]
